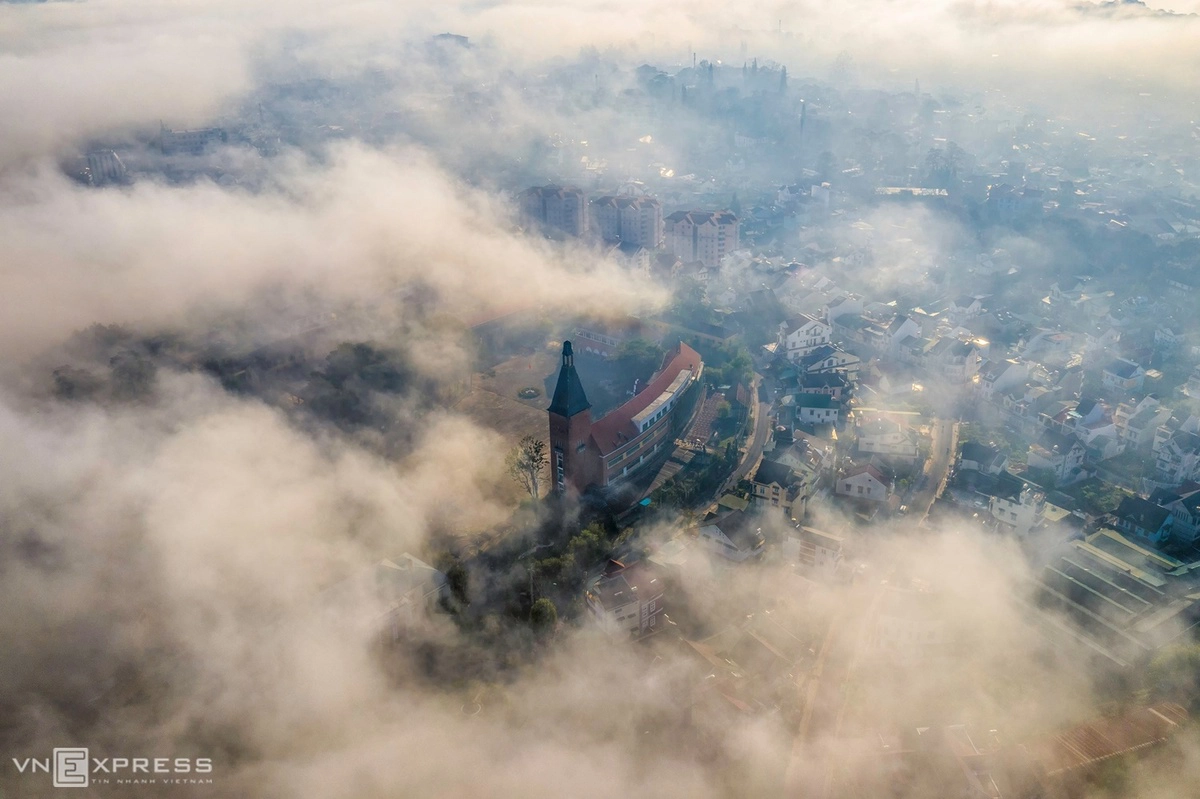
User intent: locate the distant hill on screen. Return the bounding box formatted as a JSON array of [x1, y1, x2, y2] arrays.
[[1077, 0, 1196, 18]]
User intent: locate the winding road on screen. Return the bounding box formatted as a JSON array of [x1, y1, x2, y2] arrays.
[[724, 374, 773, 492]]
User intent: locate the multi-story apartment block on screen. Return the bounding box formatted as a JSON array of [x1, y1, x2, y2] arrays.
[[590, 195, 663, 247], [520, 184, 588, 237], [664, 210, 739, 268]]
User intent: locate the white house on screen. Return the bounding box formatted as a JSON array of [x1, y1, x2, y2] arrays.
[[977, 359, 1029, 400], [1151, 486, 1200, 546], [987, 471, 1046, 536], [694, 510, 766, 562], [825, 292, 865, 324], [586, 560, 666, 639], [1062, 400, 1120, 449], [1022, 331, 1075, 364], [772, 434, 836, 480], [779, 313, 833, 361], [926, 337, 983, 383], [797, 345, 861, 379], [783, 526, 844, 575], [1116, 396, 1172, 449], [856, 416, 919, 461], [1155, 326, 1183, 347], [837, 464, 891, 502], [886, 315, 921, 350], [1109, 496, 1173, 545], [607, 241, 652, 275], [797, 371, 849, 401], [1186, 366, 1200, 399], [1102, 358, 1145, 393], [1084, 326, 1122, 353], [793, 393, 841, 426], [1027, 430, 1087, 484], [1060, 397, 1107, 428], [1048, 280, 1087, 306], [750, 459, 806, 518], [948, 295, 983, 320], [1155, 428, 1200, 485]]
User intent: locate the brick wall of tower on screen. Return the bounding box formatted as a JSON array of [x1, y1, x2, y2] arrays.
[[549, 409, 601, 494]]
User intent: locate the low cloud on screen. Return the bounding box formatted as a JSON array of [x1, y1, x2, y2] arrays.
[[0, 145, 661, 361]]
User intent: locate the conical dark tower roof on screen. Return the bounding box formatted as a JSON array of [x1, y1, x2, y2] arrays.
[[548, 341, 591, 417]]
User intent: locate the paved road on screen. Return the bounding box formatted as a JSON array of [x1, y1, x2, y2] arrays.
[[913, 418, 958, 522], [725, 374, 772, 491]]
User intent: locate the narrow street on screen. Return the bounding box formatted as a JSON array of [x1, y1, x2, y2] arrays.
[[912, 418, 958, 523]]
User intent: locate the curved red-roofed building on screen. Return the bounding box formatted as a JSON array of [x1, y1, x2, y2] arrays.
[[548, 340, 703, 496]]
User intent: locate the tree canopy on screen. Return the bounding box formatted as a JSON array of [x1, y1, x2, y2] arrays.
[[530, 598, 558, 633], [614, 338, 665, 385], [506, 436, 548, 500]]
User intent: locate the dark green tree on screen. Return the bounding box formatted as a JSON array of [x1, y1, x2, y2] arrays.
[[530, 597, 558, 633], [567, 524, 607, 568], [725, 440, 739, 467], [109, 351, 157, 401], [52, 366, 102, 401], [323, 342, 411, 392], [615, 338, 666, 383], [445, 560, 469, 606]]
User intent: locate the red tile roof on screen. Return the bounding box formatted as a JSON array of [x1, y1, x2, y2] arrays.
[[1028, 702, 1187, 776], [589, 342, 702, 456]]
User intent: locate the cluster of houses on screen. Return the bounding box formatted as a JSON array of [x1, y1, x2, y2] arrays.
[[764, 263, 1200, 501], [724, 256, 1200, 575], [768, 272, 991, 401], [750, 283, 959, 521]]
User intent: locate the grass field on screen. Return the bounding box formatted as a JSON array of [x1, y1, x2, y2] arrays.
[[452, 350, 560, 505]]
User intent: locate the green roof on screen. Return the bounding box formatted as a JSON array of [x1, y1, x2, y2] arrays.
[[718, 494, 750, 512]]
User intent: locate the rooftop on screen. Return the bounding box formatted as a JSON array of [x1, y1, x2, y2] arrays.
[[547, 341, 591, 418], [588, 342, 702, 456], [752, 459, 796, 488]]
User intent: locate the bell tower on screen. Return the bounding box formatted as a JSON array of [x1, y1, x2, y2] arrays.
[[547, 341, 594, 494]]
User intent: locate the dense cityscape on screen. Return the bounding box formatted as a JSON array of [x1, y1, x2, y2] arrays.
[[3, 1, 1200, 797]]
